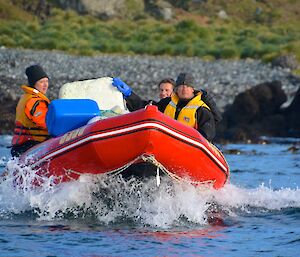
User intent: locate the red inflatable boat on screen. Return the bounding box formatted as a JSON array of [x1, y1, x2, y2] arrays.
[[19, 105, 229, 189]]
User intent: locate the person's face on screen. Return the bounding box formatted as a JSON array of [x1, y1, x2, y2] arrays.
[[159, 82, 173, 99], [176, 85, 194, 100], [34, 77, 49, 95]]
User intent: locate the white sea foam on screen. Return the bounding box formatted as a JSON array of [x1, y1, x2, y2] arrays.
[[1, 158, 300, 228], [214, 183, 300, 210]]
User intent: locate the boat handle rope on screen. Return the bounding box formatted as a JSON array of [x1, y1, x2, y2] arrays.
[[59, 154, 215, 187]]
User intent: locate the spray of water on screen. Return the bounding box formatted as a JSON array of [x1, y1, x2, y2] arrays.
[[1, 158, 300, 228]]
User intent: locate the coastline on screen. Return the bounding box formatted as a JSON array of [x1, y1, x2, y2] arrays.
[[1, 47, 299, 108], [1, 47, 299, 138]]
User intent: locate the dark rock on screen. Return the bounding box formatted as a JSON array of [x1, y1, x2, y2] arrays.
[[218, 81, 294, 142], [283, 87, 300, 137], [224, 81, 286, 126], [223, 126, 250, 142], [144, 0, 173, 20], [0, 89, 17, 135], [253, 81, 287, 116], [226, 90, 259, 125], [16, 0, 52, 21], [287, 145, 299, 153], [259, 114, 288, 136], [54, 0, 145, 20]]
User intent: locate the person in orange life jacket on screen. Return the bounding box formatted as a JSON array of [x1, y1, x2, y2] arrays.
[[11, 65, 51, 157], [113, 73, 219, 141]]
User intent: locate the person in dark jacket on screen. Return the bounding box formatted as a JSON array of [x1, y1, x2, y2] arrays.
[[112, 73, 221, 141], [158, 78, 175, 99]]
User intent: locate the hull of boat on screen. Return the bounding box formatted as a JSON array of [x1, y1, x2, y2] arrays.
[[21, 105, 229, 189]]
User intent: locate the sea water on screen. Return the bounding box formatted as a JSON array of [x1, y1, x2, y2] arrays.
[[0, 135, 299, 257]]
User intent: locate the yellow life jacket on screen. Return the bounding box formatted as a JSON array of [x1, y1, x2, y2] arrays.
[[12, 85, 50, 146], [164, 92, 210, 128]]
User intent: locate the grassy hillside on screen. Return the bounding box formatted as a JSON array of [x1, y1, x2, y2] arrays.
[[193, 0, 300, 25], [0, 0, 299, 64]]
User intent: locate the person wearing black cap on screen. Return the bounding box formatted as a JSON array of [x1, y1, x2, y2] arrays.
[[11, 64, 51, 157], [113, 73, 220, 141]]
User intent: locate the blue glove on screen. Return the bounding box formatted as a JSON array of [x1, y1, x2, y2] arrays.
[[112, 77, 132, 97]]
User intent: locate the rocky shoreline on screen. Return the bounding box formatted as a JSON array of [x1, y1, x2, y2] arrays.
[[1, 47, 299, 140]]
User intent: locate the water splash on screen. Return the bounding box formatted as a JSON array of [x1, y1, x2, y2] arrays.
[[1, 160, 300, 228], [214, 183, 300, 212]]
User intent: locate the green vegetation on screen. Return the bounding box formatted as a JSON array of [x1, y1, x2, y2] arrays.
[[0, 1, 300, 63]]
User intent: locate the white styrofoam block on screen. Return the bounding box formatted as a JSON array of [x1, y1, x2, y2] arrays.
[[59, 77, 126, 111]]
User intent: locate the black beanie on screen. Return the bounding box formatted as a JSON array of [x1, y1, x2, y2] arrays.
[[175, 73, 195, 88], [25, 65, 48, 87]]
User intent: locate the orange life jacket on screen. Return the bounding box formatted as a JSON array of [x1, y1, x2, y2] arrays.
[[164, 92, 210, 128], [12, 85, 50, 146]]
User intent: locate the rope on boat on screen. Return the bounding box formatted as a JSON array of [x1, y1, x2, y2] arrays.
[[60, 154, 215, 187], [140, 155, 215, 187], [62, 155, 146, 181]]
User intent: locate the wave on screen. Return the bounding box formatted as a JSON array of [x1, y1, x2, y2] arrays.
[[1, 159, 300, 228]]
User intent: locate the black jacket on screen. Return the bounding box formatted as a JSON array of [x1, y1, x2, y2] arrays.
[[126, 91, 217, 141]]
